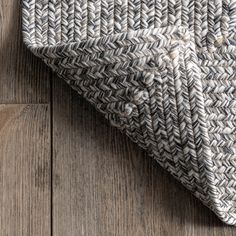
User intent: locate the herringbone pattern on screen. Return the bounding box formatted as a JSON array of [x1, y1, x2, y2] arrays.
[[22, 0, 236, 225]]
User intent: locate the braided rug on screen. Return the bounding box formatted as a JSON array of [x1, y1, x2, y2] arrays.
[[22, 0, 236, 225]]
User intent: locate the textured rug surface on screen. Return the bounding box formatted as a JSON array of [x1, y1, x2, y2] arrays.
[[22, 0, 236, 225]]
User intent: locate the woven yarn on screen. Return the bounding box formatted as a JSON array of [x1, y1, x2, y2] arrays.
[[22, 0, 236, 225]]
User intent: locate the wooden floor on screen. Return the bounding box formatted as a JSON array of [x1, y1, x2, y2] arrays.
[[1, 1, 236, 236]]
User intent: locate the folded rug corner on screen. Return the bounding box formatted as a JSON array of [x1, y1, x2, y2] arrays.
[[22, 0, 236, 225]]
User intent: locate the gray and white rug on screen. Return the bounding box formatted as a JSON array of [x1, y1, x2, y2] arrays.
[[22, 0, 236, 225]]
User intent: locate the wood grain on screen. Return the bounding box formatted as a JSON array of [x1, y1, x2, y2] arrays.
[[52, 78, 236, 236], [0, 2, 51, 235], [0, 1, 50, 104], [0, 105, 51, 236], [1, 0, 236, 235]]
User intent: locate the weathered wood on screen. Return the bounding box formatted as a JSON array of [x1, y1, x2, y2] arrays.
[[52, 78, 236, 236], [1, 0, 236, 234], [0, 1, 50, 104], [0, 104, 51, 236], [0, 1, 51, 235]]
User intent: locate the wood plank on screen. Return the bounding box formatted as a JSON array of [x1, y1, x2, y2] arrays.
[[0, 1, 50, 104], [0, 104, 51, 236], [52, 78, 236, 236]]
